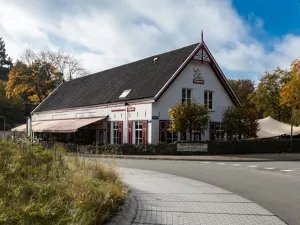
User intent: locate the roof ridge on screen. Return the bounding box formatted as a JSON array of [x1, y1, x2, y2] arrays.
[[34, 42, 200, 112], [66, 43, 199, 83]]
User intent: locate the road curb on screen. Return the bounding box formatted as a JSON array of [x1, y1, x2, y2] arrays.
[[104, 191, 138, 225], [80, 154, 300, 162]]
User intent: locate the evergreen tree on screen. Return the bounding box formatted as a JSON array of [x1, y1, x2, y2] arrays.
[[0, 37, 12, 81]]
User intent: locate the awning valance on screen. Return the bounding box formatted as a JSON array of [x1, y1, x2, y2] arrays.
[[32, 117, 106, 133], [12, 124, 26, 132], [12, 121, 43, 132]]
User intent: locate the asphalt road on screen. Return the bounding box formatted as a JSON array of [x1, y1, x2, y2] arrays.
[[92, 158, 300, 225]]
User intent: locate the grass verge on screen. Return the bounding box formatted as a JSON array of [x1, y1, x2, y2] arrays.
[[0, 140, 126, 225]]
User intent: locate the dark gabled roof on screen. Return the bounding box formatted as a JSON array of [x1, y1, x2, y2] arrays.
[[34, 43, 199, 112]]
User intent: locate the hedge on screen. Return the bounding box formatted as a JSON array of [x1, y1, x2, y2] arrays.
[[61, 139, 300, 155]]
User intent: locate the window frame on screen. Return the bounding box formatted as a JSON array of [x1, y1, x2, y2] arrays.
[[133, 121, 143, 145], [204, 90, 214, 110], [166, 121, 178, 143], [215, 122, 225, 141], [119, 89, 132, 98], [182, 88, 192, 104], [112, 121, 119, 144]]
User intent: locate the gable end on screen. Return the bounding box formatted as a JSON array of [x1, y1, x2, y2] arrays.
[[155, 42, 240, 106]]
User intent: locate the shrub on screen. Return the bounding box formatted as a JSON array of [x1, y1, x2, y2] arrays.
[[0, 140, 126, 225], [208, 139, 300, 154], [75, 139, 300, 155]]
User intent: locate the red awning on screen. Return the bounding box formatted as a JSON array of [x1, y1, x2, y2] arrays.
[[32, 117, 106, 133]]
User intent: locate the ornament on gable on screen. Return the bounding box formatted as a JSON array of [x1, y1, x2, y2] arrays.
[[193, 65, 204, 84], [193, 49, 210, 62]]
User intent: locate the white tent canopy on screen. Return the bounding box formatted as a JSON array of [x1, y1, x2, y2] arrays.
[[257, 116, 300, 138]]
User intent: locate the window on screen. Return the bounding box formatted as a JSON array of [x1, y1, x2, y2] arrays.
[[159, 121, 167, 143], [181, 131, 187, 141], [112, 122, 119, 144], [167, 121, 178, 143], [134, 121, 143, 145], [119, 89, 132, 98], [182, 88, 192, 104], [215, 122, 225, 141], [159, 121, 178, 143], [204, 91, 213, 110]]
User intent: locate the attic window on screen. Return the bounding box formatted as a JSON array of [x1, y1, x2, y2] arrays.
[[119, 89, 131, 98]]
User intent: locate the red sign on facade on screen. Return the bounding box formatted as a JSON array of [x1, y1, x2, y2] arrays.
[[127, 107, 135, 112], [111, 109, 125, 112], [193, 79, 204, 84]]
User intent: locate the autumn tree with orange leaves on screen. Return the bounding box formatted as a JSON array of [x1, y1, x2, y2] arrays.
[[280, 59, 300, 125], [6, 60, 63, 104]]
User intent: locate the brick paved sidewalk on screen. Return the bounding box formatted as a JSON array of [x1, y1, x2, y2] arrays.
[[118, 168, 286, 225]]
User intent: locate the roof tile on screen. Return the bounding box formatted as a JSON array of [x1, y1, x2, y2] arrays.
[[35, 43, 198, 112]]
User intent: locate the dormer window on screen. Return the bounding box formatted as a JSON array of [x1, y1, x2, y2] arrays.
[[119, 89, 131, 98]]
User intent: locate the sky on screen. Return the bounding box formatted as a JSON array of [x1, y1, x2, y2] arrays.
[[1, 0, 300, 83]]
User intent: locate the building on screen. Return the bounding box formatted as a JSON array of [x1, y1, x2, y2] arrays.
[[25, 38, 239, 145]]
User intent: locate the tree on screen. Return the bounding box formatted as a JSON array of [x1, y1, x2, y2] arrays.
[[280, 59, 300, 110], [228, 79, 255, 107], [21, 49, 88, 80], [6, 60, 63, 104], [280, 59, 300, 127], [292, 110, 300, 126], [0, 81, 24, 129], [0, 37, 12, 81], [168, 101, 210, 141], [222, 106, 259, 139], [249, 68, 291, 122]]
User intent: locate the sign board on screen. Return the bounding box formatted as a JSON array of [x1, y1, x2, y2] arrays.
[[177, 142, 208, 152], [193, 79, 204, 84], [127, 107, 135, 112], [111, 109, 125, 112], [152, 116, 159, 120]]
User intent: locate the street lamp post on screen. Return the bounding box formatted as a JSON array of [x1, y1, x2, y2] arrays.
[[0, 116, 6, 139], [290, 110, 293, 152]]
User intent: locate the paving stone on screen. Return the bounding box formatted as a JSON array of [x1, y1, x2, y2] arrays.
[[119, 168, 286, 225], [135, 193, 251, 203], [132, 213, 284, 225]]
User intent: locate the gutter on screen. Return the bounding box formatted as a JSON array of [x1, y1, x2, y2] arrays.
[[31, 82, 64, 115]]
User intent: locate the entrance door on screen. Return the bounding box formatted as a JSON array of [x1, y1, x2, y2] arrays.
[[96, 130, 104, 145], [194, 132, 201, 141]]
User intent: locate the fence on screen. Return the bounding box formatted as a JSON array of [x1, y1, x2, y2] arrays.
[[0, 131, 11, 140]]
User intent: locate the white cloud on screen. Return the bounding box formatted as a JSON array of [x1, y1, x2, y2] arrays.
[[1, 0, 300, 80]]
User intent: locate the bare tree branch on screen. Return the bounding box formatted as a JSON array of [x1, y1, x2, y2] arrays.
[[20, 48, 89, 81]]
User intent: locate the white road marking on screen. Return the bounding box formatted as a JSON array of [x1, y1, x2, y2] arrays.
[[264, 167, 275, 170], [217, 162, 226, 165], [201, 161, 211, 164], [248, 165, 258, 168], [280, 170, 294, 172], [231, 164, 241, 166]]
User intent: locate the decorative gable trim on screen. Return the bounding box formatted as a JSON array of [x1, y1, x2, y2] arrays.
[[154, 43, 202, 99], [154, 42, 240, 106], [202, 42, 240, 105], [193, 48, 210, 62]]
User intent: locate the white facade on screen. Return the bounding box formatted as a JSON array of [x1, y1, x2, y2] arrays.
[[152, 59, 234, 142], [32, 102, 153, 144], [31, 42, 238, 145], [32, 60, 234, 144]]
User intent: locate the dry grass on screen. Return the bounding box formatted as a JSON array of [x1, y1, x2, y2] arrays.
[[0, 140, 126, 225]]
